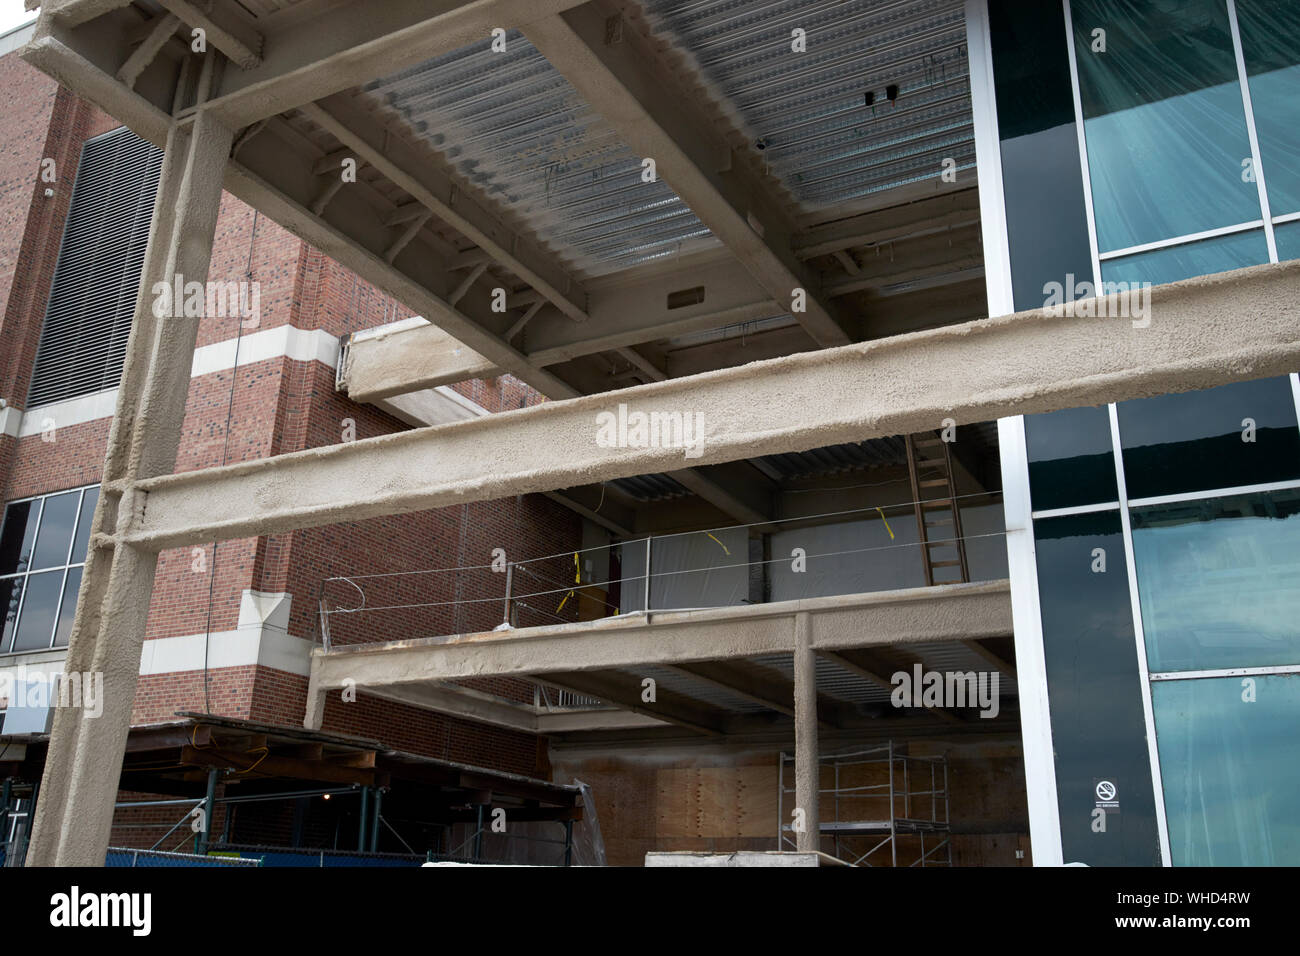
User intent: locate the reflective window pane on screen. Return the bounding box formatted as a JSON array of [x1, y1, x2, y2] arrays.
[[29, 491, 78, 571], [11, 569, 63, 652], [1132, 489, 1300, 672], [0, 499, 39, 575], [1117, 375, 1300, 499], [0, 576, 22, 653], [1153, 674, 1300, 865], [1275, 220, 1300, 261], [991, 0, 1094, 311], [53, 566, 82, 648], [1101, 229, 1270, 287], [1237, 0, 1300, 216], [1025, 405, 1118, 511], [1034, 511, 1162, 866], [70, 487, 97, 565], [1072, 0, 1262, 251]]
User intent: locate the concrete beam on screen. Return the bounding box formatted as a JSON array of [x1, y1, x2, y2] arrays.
[[27, 106, 234, 867], [126, 260, 1300, 551], [793, 612, 818, 851], [305, 583, 1010, 701], [523, 3, 850, 348], [339, 320, 500, 403]]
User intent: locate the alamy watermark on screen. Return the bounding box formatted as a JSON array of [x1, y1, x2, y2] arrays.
[[891, 665, 999, 719], [1042, 274, 1151, 328], [595, 403, 706, 459], [152, 273, 260, 328], [0, 667, 104, 719]]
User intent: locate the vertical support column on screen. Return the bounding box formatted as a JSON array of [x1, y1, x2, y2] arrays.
[[196, 768, 218, 856], [564, 818, 573, 867], [792, 611, 819, 853], [357, 786, 370, 851], [25, 80, 234, 866], [303, 666, 328, 731], [369, 788, 382, 853]]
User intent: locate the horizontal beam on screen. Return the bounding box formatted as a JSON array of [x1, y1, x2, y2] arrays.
[[307, 583, 1010, 689], [340, 321, 500, 403], [127, 261, 1300, 550]]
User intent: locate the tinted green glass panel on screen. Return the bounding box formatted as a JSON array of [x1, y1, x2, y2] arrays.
[[30, 491, 78, 571], [1025, 405, 1118, 511], [1237, 0, 1300, 216], [1117, 376, 1300, 499], [0, 500, 39, 575], [1101, 230, 1269, 287], [1132, 489, 1300, 672], [1153, 674, 1300, 865], [1073, 0, 1262, 251], [1035, 511, 1161, 866], [1275, 220, 1300, 261], [11, 569, 61, 652]]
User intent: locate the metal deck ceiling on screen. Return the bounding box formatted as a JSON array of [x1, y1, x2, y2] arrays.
[[640, 0, 975, 211], [759, 436, 910, 480], [361, 29, 716, 278]]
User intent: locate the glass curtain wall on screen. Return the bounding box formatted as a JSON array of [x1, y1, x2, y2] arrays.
[[1064, 0, 1300, 284], [1022, 373, 1300, 865]]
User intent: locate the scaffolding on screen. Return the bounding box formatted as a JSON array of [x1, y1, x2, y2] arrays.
[[777, 742, 952, 867]]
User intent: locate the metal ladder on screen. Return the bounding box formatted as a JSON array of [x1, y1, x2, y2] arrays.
[[905, 432, 969, 586]]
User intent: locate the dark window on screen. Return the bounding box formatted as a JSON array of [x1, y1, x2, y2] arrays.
[[1025, 405, 1118, 511], [1117, 376, 1300, 499], [989, 0, 1094, 311], [1034, 511, 1162, 866], [26, 128, 162, 408]]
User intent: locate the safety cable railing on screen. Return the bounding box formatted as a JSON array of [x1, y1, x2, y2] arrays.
[[317, 490, 1006, 651]]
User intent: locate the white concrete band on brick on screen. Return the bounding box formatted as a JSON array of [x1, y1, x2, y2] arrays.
[[8, 323, 487, 437], [0, 403, 22, 438], [0, 590, 315, 686]]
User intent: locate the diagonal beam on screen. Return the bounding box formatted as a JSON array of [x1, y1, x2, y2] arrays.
[[157, 0, 263, 70], [114, 12, 179, 87], [124, 260, 1300, 550], [303, 94, 589, 324], [540, 671, 726, 735], [201, 0, 592, 128], [522, 3, 851, 348]]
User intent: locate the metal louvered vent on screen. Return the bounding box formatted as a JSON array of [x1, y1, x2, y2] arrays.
[[26, 127, 163, 408]]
